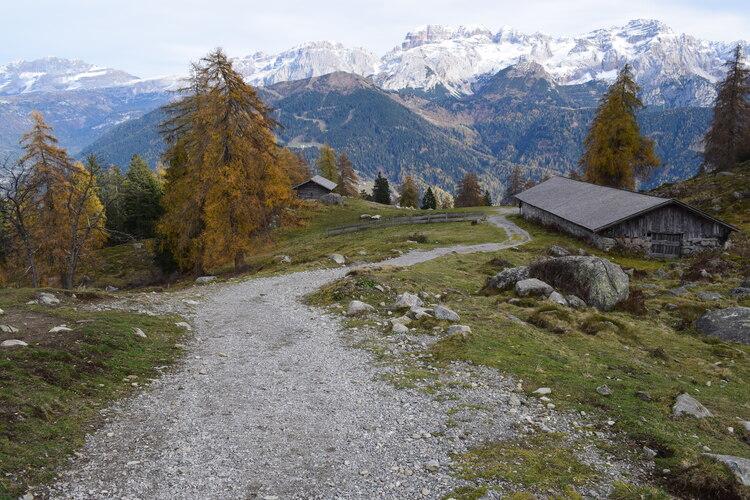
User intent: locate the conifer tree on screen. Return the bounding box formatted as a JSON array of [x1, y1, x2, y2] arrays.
[[580, 65, 659, 189], [316, 144, 339, 183], [398, 175, 420, 208], [454, 173, 484, 207], [122, 155, 163, 239], [336, 153, 359, 196], [482, 189, 492, 206], [702, 44, 750, 172], [372, 172, 391, 205], [502, 165, 524, 205], [279, 148, 310, 187], [96, 163, 127, 242], [421, 187, 437, 210], [159, 48, 292, 274]]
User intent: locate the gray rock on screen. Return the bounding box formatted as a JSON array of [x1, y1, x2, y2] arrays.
[[320, 193, 344, 206], [529, 256, 629, 311], [728, 287, 750, 299], [274, 255, 292, 264], [635, 391, 652, 402], [741, 279, 750, 289], [672, 393, 713, 419], [37, 291, 60, 306], [488, 266, 530, 291], [357, 250, 368, 256], [596, 385, 613, 396], [346, 300, 375, 316], [1, 339, 27, 347], [565, 295, 587, 309], [133, 328, 148, 338], [643, 447, 658, 459], [394, 293, 423, 309], [547, 291, 568, 306], [433, 305, 460, 322], [655, 268, 670, 279], [0, 308, 4, 315], [547, 245, 570, 257], [175, 322, 192, 330], [664, 303, 678, 311], [702, 454, 750, 486], [666, 287, 689, 297], [0, 325, 19, 334], [390, 315, 412, 327], [329, 254, 346, 265], [408, 306, 432, 320], [532, 387, 552, 395], [515, 278, 554, 297], [105, 285, 119, 292], [425, 460, 440, 472], [635, 284, 660, 290], [391, 323, 409, 334], [133, 242, 144, 249], [195, 276, 216, 284], [696, 291, 723, 301], [695, 307, 750, 345], [49, 325, 73, 333], [447, 325, 471, 335], [359, 214, 372, 219]]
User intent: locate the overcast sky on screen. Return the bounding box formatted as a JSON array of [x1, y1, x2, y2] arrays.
[[2, 0, 749, 77]]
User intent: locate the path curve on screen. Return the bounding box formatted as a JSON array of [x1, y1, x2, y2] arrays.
[[38, 210, 635, 499]]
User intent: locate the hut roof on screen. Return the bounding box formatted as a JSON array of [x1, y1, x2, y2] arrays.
[[293, 175, 337, 192], [515, 176, 738, 233]]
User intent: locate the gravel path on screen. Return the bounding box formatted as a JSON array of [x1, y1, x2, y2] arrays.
[[37, 210, 641, 499]]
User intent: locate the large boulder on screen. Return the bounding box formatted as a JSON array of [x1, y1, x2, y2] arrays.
[[529, 256, 629, 311], [703, 455, 750, 486], [488, 266, 530, 291], [728, 287, 750, 299], [695, 307, 750, 345], [515, 278, 554, 297], [672, 393, 713, 419], [320, 193, 344, 206]]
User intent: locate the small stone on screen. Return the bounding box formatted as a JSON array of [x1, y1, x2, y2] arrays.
[[0, 308, 4, 315], [643, 446, 658, 459], [329, 254, 346, 265], [183, 299, 199, 305], [433, 305, 460, 322], [421, 489, 431, 497], [346, 300, 375, 316], [274, 255, 292, 264], [392, 323, 409, 334], [547, 291, 568, 306], [132, 328, 147, 338], [198, 369, 207, 375], [359, 470, 369, 476], [672, 393, 713, 418], [175, 322, 192, 330], [394, 293, 423, 309], [596, 385, 612, 396], [532, 387, 552, 395], [696, 291, 722, 301], [0, 325, 19, 334], [218, 353, 228, 357], [447, 325, 471, 335], [635, 391, 652, 402], [1, 339, 28, 347], [105, 285, 119, 292], [36, 292, 60, 306], [425, 460, 439, 472], [49, 325, 73, 333]]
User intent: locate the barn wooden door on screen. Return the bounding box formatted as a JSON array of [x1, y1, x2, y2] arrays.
[[650, 233, 682, 258]]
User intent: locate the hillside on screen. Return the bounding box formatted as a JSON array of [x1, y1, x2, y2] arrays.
[[80, 66, 710, 196]]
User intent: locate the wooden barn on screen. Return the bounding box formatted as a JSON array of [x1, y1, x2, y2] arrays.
[[293, 175, 338, 200], [515, 176, 739, 258]]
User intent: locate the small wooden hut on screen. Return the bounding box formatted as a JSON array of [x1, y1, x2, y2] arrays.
[[293, 175, 338, 200], [515, 176, 738, 258]]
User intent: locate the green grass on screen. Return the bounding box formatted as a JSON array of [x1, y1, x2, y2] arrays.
[[0, 291, 185, 499], [310, 216, 750, 498]]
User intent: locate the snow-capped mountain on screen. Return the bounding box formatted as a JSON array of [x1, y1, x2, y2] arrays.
[[0, 57, 139, 95], [377, 19, 747, 106], [235, 41, 380, 87], [1, 20, 747, 106]]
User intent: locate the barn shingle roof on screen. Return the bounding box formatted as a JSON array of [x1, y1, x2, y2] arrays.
[[514, 176, 738, 233], [293, 175, 337, 192]]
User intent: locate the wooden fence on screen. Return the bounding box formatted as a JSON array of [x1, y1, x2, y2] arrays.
[[325, 212, 486, 237]]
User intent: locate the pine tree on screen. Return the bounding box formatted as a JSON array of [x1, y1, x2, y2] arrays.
[[482, 189, 492, 206], [122, 155, 163, 239], [159, 48, 292, 274], [398, 175, 420, 208], [421, 187, 437, 210], [502, 165, 524, 205], [702, 44, 750, 172], [372, 172, 391, 205], [336, 153, 359, 197], [454, 173, 484, 207], [96, 163, 127, 243], [316, 144, 339, 183], [580, 65, 659, 189]]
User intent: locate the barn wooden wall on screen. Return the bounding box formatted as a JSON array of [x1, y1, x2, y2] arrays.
[[295, 183, 331, 200], [602, 205, 728, 239]]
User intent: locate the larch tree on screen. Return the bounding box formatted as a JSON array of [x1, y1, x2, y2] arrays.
[[702, 44, 750, 172], [454, 173, 484, 207], [122, 154, 163, 239], [398, 175, 420, 208], [580, 64, 659, 189], [421, 187, 437, 210], [279, 148, 310, 187], [502, 165, 524, 205], [316, 144, 339, 183], [372, 172, 391, 205], [159, 48, 292, 274], [336, 153, 359, 197]]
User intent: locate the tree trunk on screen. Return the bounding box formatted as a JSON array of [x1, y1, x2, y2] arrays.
[[234, 251, 245, 272]]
